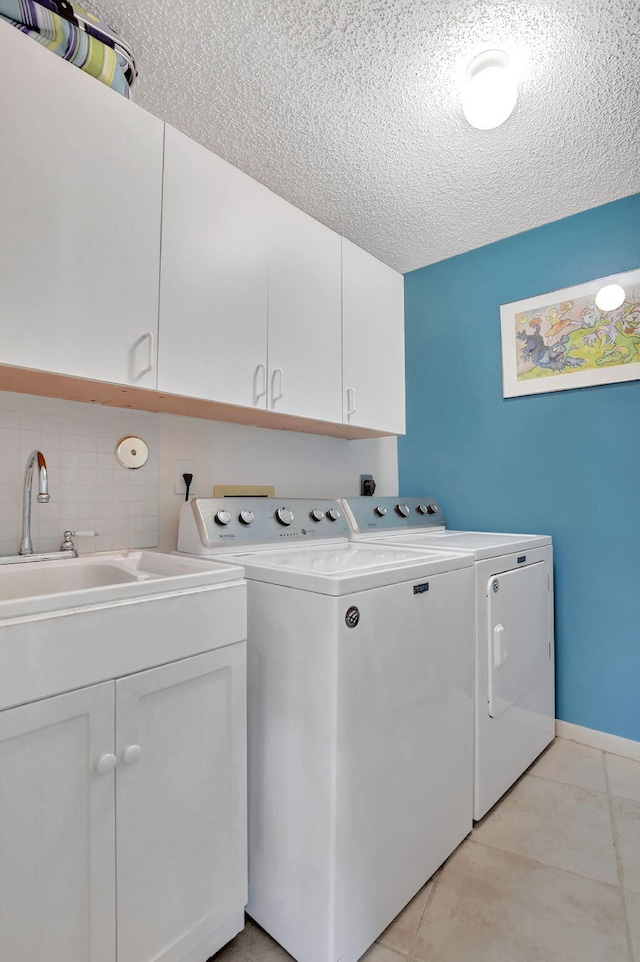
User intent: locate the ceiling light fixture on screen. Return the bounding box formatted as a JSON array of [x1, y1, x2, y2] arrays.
[[462, 50, 517, 130], [595, 283, 626, 312]]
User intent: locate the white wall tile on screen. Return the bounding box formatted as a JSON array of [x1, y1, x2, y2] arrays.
[[0, 392, 158, 555]]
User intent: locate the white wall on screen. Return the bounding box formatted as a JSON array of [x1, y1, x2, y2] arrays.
[[0, 392, 158, 556], [158, 413, 398, 551], [0, 393, 398, 557]]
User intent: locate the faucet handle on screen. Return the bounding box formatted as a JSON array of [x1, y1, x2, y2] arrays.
[[60, 530, 100, 553]]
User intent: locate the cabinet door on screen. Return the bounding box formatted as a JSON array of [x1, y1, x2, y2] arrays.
[[342, 238, 406, 434], [267, 196, 343, 421], [158, 125, 269, 408], [0, 21, 163, 387], [115, 645, 247, 962], [0, 682, 116, 962]]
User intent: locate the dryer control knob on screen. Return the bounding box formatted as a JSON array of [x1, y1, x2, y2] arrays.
[[239, 510, 254, 525], [396, 504, 410, 517], [310, 509, 325, 522], [326, 508, 341, 521], [427, 503, 438, 514], [215, 510, 232, 526], [417, 504, 429, 515], [275, 507, 294, 526], [374, 505, 387, 517]]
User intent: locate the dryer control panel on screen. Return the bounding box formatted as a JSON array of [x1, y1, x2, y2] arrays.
[[341, 497, 447, 534], [177, 498, 350, 553]]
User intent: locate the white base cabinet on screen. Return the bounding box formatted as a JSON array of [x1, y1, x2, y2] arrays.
[[0, 646, 247, 962]]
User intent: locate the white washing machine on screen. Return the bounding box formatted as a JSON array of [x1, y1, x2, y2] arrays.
[[177, 497, 474, 962], [341, 497, 555, 821]]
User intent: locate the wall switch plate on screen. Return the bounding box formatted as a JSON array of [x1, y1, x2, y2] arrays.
[[175, 459, 197, 496]]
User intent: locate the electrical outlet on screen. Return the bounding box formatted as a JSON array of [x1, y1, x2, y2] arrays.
[[360, 474, 376, 496], [174, 460, 197, 496]]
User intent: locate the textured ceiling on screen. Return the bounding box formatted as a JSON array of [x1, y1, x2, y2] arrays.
[[94, 0, 640, 273]]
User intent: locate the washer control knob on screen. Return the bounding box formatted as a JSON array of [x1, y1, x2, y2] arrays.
[[239, 510, 254, 525], [326, 508, 341, 521], [427, 503, 438, 515], [310, 509, 325, 522], [396, 504, 410, 517], [416, 504, 429, 515], [275, 507, 294, 526], [374, 505, 387, 517], [215, 510, 232, 526]]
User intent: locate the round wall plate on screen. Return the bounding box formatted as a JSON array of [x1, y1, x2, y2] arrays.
[[116, 436, 149, 469]]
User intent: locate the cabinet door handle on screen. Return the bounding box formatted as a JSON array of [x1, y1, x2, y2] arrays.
[[254, 363, 267, 402], [96, 753, 117, 775], [121, 744, 143, 766], [134, 331, 155, 378], [271, 368, 284, 405], [346, 387, 356, 417]]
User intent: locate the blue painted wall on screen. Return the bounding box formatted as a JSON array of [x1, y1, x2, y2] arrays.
[[399, 193, 640, 741]]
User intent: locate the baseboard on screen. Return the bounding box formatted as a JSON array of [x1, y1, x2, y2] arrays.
[[556, 720, 640, 761]]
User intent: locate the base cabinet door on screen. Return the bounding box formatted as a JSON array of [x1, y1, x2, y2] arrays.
[[342, 238, 406, 434], [0, 683, 116, 962], [0, 21, 163, 388], [115, 645, 248, 962]]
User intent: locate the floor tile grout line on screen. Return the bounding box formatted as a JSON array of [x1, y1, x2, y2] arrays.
[[604, 755, 636, 962], [466, 835, 622, 890], [405, 869, 441, 958], [527, 769, 609, 795]]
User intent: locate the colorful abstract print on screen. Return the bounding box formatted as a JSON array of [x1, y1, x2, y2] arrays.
[[0, 0, 134, 97], [515, 285, 640, 380]]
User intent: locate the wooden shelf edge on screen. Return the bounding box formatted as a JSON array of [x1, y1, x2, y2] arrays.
[[0, 365, 397, 441]]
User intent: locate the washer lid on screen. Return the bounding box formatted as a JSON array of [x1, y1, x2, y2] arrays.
[[350, 529, 551, 560], [213, 542, 472, 595]]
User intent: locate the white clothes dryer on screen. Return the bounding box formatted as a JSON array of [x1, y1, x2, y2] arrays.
[[341, 497, 555, 821], [177, 497, 475, 962]]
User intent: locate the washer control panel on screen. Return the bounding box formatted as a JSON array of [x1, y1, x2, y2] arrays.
[[177, 498, 350, 553], [340, 497, 446, 534]]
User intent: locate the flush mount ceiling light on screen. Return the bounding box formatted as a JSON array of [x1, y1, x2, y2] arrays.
[[595, 283, 626, 312], [462, 50, 517, 130]]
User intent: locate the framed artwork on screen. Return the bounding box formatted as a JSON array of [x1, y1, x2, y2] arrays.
[[500, 267, 640, 397]]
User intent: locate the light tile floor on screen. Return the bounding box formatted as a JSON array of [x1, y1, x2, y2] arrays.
[[212, 738, 640, 961]]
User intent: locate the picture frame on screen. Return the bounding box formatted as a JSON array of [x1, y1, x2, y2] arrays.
[[500, 267, 640, 398]]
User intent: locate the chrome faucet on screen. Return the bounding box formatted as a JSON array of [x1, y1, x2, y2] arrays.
[[19, 450, 50, 556]]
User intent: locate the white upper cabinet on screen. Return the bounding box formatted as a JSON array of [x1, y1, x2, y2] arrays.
[[158, 126, 270, 409], [0, 21, 163, 388], [342, 238, 405, 434], [267, 197, 343, 422]]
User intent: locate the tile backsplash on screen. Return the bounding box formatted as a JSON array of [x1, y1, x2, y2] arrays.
[[0, 392, 159, 557]]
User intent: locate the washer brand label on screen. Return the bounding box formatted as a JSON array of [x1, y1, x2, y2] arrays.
[[517, 555, 526, 564], [345, 606, 360, 628], [413, 582, 429, 595], [219, 533, 235, 539]]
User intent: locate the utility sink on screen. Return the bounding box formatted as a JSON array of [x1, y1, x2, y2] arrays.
[[0, 550, 240, 620]]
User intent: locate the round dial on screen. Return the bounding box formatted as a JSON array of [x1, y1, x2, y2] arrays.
[[310, 509, 325, 522], [326, 508, 341, 521], [275, 507, 294, 526], [417, 504, 429, 515], [239, 510, 254, 525], [427, 503, 438, 515], [374, 505, 387, 517], [396, 504, 410, 517], [215, 510, 231, 526]]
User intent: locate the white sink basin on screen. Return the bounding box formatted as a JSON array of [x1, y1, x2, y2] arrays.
[[0, 550, 242, 620]]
